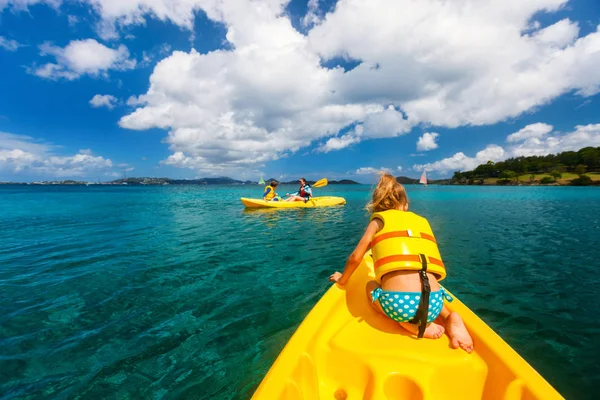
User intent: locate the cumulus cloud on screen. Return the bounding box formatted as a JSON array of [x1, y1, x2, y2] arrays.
[[9, 0, 600, 174], [302, 0, 321, 28], [317, 133, 361, 153], [355, 166, 391, 175], [89, 94, 118, 109], [510, 123, 600, 156], [413, 145, 506, 173], [0, 132, 115, 178], [416, 132, 439, 151], [414, 122, 600, 173], [530, 18, 579, 48], [0, 36, 23, 51], [32, 39, 135, 80], [506, 123, 553, 142], [309, 1, 600, 127]]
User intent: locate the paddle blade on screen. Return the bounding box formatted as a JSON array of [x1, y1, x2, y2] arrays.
[[312, 178, 328, 188]]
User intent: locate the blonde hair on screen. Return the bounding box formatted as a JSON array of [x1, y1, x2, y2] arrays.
[[366, 173, 409, 213]]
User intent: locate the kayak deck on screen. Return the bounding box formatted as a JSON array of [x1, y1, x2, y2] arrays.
[[251, 252, 563, 399], [241, 196, 346, 208]]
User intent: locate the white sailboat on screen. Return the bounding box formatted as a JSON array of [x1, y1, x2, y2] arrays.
[[420, 170, 428, 187]]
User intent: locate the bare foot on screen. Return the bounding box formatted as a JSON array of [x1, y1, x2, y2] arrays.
[[400, 321, 445, 339], [446, 312, 474, 353]]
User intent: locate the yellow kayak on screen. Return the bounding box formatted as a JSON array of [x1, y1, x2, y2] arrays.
[[241, 196, 346, 208], [251, 251, 564, 400]]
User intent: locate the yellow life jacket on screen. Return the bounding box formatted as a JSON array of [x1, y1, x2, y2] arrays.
[[370, 210, 446, 283], [264, 185, 276, 200]]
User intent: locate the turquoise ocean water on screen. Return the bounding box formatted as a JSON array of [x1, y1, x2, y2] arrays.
[[1, 184, 599, 399]]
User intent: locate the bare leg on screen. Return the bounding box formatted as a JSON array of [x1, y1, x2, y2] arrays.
[[365, 281, 444, 339], [285, 195, 303, 202], [446, 312, 474, 353]]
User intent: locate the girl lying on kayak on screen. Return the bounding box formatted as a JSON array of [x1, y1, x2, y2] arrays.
[[329, 173, 473, 353]]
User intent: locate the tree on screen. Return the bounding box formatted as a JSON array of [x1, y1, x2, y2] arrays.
[[579, 147, 599, 170], [558, 151, 579, 168], [571, 175, 593, 186], [550, 170, 562, 180], [529, 174, 535, 183], [499, 170, 516, 180], [452, 171, 465, 183], [540, 176, 555, 184], [574, 164, 588, 176]]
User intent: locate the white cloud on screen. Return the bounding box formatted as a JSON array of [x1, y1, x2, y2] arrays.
[[355, 166, 391, 175], [416, 132, 439, 151], [89, 94, 118, 109], [530, 18, 579, 48], [317, 133, 361, 153], [510, 123, 600, 156], [414, 122, 600, 173], [309, 2, 600, 126], [33, 39, 135, 80], [67, 15, 79, 27], [397, 166, 402, 172], [118, 18, 378, 173], [361, 106, 412, 139], [413, 145, 505, 173], [0, 132, 115, 178], [0, 36, 23, 51], [302, 0, 321, 28], [9, 0, 600, 174], [0, 0, 61, 11], [506, 123, 553, 142]]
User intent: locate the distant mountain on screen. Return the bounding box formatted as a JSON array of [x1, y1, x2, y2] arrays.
[[395, 176, 450, 185], [395, 176, 420, 184], [3, 176, 361, 186], [276, 179, 359, 185], [111, 177, 250, 185]]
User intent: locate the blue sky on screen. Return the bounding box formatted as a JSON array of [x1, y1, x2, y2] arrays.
[[1, 0, 600, 182]]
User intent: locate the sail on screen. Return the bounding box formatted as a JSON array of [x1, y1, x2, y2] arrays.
[[258, 177, 265, 185], [419, 170, 427, 186]]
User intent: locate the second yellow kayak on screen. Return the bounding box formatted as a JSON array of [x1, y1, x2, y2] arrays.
[[241, 196, 346, 208], [251, 251, 563, 400]]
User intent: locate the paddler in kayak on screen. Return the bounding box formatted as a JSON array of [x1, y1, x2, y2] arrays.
[[329, 173, 473, 353], [284, 178, 312, 202], [262, 180, 281, 201]]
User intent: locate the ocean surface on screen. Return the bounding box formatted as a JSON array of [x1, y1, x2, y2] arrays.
[[1, 184, 599, 399]]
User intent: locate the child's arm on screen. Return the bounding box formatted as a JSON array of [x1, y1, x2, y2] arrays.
[[330, 218, 381, 285], [262, 187, 272, 200]]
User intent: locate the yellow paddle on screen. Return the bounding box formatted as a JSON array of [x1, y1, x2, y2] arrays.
[[312, 178, 328, 188]]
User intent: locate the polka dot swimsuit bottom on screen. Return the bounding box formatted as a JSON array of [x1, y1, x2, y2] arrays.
[[371, 286, 453, 324]]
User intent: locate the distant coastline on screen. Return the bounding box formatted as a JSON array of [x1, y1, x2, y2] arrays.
[[0, 177, 361, 186], [434, 146, 600, 186], [396, 174, 600, 186]]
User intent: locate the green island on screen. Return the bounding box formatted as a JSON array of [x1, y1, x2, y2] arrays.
[[411, 146, 600, 186]]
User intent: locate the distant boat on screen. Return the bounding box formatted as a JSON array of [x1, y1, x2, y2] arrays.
[[420, 170, 427, 187], [258, 177, 265, 185]]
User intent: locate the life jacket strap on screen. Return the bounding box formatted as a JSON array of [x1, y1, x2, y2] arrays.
[[409, 253, 431, 338]]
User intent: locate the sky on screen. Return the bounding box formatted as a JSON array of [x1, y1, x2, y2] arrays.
[[1, 0, 600, 183]]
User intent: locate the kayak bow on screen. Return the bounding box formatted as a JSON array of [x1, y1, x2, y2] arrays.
[[251, 251, 563, 400]]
